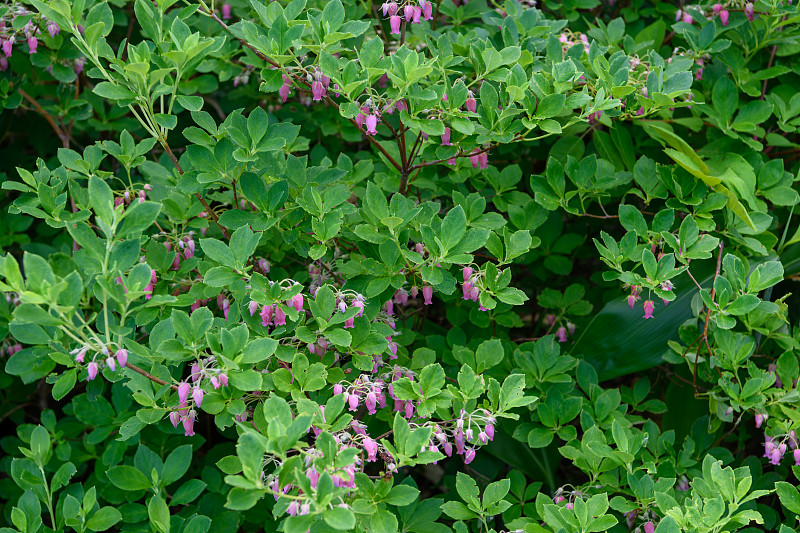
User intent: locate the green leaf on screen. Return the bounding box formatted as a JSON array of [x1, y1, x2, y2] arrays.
[[441, 501, 478, 520], [483, 478, 510, 508], [199, 238, 234, 268], [154, 114, 178, 130], [118, 201, 161, 237], [85, 507, 122, 532], [106, 465, 152, 491], [89, 176, 115, 227], [324, 506, 356, 530], [30, 426, 50, 461], [161, 445, 192, 485], [537, 94, 566, 118], [147, 495, 170, 533], [52, 370, 77, 401], [440, 206, 467, 253], [725, 294, 759, 316], [476, 338, 504, 372], [776, 481, 800, 514], [384, 484, 420, 506], [92, 82, 136, 100], [370, 509, 399, 533], [618, 204, 648, 237]]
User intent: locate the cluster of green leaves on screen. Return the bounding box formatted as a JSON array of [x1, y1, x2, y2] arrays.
[[3, 0, 800, 532]]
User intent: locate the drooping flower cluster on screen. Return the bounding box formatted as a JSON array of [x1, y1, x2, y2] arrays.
[[333, 290, 365, 329], [169, 356, 229, 437], [623, 508, 659, 533], [762, 430, 800, 466], [461, 266, 489, 311], [557, 30, 591, 56], [0, 6, 82, 72], [334, 374, 389, 415], [429, 408, 496, 464], [71, 344, 128, 381], [381, 1, 434, 35]]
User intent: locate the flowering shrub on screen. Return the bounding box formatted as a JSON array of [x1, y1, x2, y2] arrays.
[[2, 0, 800, 531]]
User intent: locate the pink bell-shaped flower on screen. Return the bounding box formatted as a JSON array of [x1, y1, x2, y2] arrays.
[[365, 114, 378, 135], [422, 285, 433, 305], [178, 382, 191, 405], [643, 300, 655, 319]]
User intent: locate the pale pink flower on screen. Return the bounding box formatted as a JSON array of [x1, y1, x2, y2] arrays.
[[365, 114, 378, 135], [178, 382, 191, 405], [422, 285, 433, 305], [643, 300, 655, 319], [192, 387, 204, 407]]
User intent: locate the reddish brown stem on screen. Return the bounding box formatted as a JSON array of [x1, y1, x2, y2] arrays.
[[19, 89, 70, 147], [127, 362, 178, 390], [203, 7, 403, 172], [160, 140, 230, 239]]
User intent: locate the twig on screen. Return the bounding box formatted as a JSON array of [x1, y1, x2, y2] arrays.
[[160, 140, 230, 238], [203, 7, 403, 172], [18, 89, 70, 147], [694, 242, 724, 394], [126, 362, 179, 390]]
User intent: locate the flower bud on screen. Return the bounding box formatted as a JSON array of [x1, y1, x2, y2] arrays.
[[87, 362, 99, 380], [116, 349, 128, 368]]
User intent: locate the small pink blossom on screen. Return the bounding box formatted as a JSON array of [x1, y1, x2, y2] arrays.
[[221, 3, 232, 19], [365, 114, 378, 135], [87, 362, 99, 380], [178, 382, 191, 405], [643, 300, 655, 319], [182, 413, 195, 436], [116, 349, 128, 367], [466, 94, 477, 113], [382, 2, 398, 16], [47, 21, 60, 38], [364, 437, 378, 461], [192, 387, 204, 407], [422, 285, 433, 305], [278, 75, 291, 102], [274, 306, 287, 326], [312, 80, 326, 101], [348, 393, 359, 411], [441, 127, 452, 146]]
